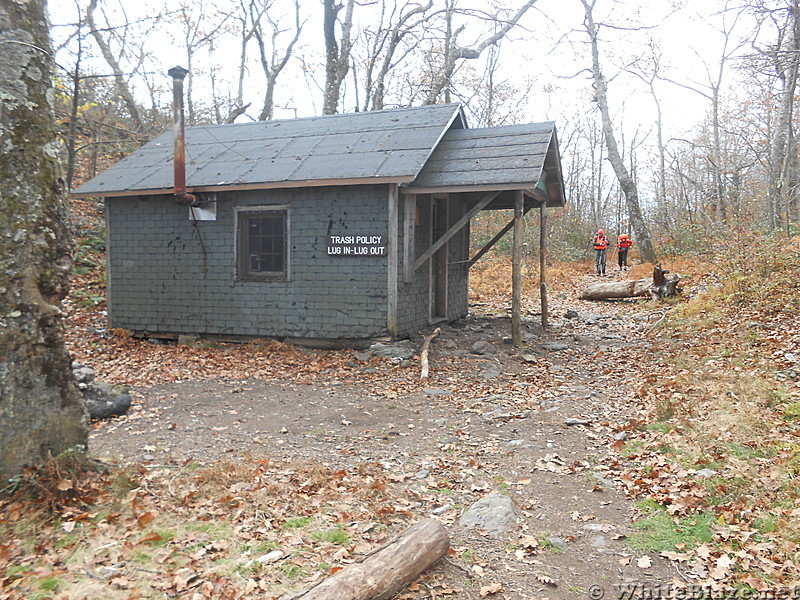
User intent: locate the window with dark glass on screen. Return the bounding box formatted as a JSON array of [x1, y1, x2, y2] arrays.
[[236, 208, 288, 281]]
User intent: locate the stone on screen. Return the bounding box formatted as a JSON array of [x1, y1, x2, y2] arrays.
[[423, 388, 451, 396], [470, 341, 496, 355], [520, 353, 538, 363], [431, 504, 452, 515], [481, 368, 501, 380], [369, 343, 415, 360], [82, 382, 132, 420], [693, 468, 718, 478], [352, 351, 370, 362], [459, 494, 517, 534], [564, 417, 590, 426], [542, 342, 569, 351], [564, 310, 579, 319], [547, 536, 568, 551], [72, 362, 95, 384]]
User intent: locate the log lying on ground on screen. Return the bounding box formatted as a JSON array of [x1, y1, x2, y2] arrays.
[[292, 518, 449, 600], [579, 265, 681, 301]]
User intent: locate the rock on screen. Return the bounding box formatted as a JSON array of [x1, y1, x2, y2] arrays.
[[83, 382, 132, 419], [256, 550, 284, 564], [459, 494, 517, 534], [564, 417, 590, 426], [693, 468, 718, 478], [415, 469, 430, 479], [481, 368, 501, 380], [368, 342, 415, 360], [470, 341, 496, 355], [423, 388, 451, 396], [542, 342, 569, 351], [352, 351, 371, 362], [547, 536, 568, 551], [72, 362, 95, 384], [178, 334, 199, 346], [431, 504, 452, 515], [520, 353, 538, 363], [564, 310, 579, 319]]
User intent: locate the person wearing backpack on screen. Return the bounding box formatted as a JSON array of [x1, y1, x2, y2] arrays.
[[593, 229, 609, 275], [616, 233, 633, 271]]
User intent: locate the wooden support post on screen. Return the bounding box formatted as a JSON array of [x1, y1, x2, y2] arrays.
[[294, 518, 450, 600], [387, 184, 399, 336], [403, 195, 416, 283], [512, 190, 523, 347], [539, 201, 549, 328]]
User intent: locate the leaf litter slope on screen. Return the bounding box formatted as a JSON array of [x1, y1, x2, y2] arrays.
[[5, 232, 799, 598], [4, 257, 682, 599]]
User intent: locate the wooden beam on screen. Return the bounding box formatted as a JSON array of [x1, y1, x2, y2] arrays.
[[512, 190, 523, 347], [539, 202, 549, 328], [387, 184, 399, 336], [403, 195, 416, 283], [469, 205, 533, 268], [414, 191, 499, 272]]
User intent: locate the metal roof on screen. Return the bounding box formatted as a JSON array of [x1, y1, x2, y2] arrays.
[[73, 103, 466, 198], [406, 122, 566, 206]]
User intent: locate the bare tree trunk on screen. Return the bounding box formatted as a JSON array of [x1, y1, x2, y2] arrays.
[[581, 0, 656, 264], [423, 0, 538, 105], [0, 0, 88, 481], [767, 0, 800, 230], [255, 0, 302, 121], [323, 0, 354, 115], [85, 0, 143, 130]]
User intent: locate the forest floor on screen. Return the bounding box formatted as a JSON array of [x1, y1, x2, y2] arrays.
[[3, 232, 800, 600]]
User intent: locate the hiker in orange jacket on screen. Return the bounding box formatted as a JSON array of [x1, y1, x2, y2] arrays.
[[615, 233, 633, 271], [593, 229, 609, 275]]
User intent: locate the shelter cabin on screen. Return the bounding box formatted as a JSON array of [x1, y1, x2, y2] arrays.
[[73, 103, 565, 345]]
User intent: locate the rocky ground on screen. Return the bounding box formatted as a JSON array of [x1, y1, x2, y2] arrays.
[[86, 280, 682, 599]]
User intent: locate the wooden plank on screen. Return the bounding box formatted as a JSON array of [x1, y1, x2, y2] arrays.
[[403, 195, 416, 283], [413, 191, 499, 272], [540, 202, 549, 328], [512, 190, 524, 347], [387, 184, 399, 336]]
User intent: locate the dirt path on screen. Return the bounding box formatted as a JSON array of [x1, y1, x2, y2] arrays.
[[89, 283, 677, 599]]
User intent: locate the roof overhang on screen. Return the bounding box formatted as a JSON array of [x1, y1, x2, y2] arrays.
[[71, 175, 414, 199]]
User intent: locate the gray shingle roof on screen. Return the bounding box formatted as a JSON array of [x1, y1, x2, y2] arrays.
[[407, 122, 565, 205], [73, 103, 466, 198]]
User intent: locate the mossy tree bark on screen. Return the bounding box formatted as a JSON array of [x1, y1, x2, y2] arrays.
[[0, 0, 88, 481]]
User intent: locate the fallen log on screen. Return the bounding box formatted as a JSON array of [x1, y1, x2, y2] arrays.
[[578, 278, 653, 300], [290, 518, 449, 600], [579, 265, 681, 301]]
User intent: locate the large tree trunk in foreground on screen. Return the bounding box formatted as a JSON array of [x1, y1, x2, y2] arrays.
[[0, 0, 88, 481], [293, 518, 449, 600], [580, 266, 680, 301]]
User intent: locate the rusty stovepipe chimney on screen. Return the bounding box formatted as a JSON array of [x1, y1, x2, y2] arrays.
[[167, 66, 197, 207]]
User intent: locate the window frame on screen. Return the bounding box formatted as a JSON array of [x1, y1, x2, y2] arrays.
[[234, 205, 291, 282]]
